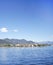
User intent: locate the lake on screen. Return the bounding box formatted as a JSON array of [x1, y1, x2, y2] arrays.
[[0, 46, 53, 65]]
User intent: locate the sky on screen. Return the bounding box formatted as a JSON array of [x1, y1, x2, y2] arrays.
[[0, 0, 53, 42]]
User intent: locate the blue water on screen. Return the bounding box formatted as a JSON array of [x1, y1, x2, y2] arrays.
[[0, 46, 53, 65]]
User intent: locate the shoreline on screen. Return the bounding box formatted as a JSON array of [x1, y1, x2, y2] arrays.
[[0, 43, 52, 47]]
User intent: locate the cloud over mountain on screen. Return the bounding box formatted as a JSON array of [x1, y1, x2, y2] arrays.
[[0, 27, 8, 32], [0, 27, 18, 33], [13, 29, 18, 32]]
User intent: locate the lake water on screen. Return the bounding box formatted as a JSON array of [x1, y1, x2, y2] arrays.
[[0, 46, 53, 65]]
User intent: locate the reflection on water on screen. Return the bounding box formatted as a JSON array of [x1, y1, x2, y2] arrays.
[[0, 46, 53, 65]]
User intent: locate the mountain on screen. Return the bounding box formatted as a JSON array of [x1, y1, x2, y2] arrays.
[[0, 38, 35, 44], [38, 41, 53, 44], [0, 38, 53, 44]]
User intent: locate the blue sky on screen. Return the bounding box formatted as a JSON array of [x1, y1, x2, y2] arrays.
[[0, 0, 53, 42]]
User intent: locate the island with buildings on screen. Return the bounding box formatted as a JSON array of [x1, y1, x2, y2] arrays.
[[0, 38, 52, 47]]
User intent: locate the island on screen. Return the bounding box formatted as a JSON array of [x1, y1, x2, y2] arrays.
[[0, 38, 52, 47]]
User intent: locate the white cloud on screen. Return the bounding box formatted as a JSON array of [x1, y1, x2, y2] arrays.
[[0, 28, 8, 32], [13, 29, 18, 32]]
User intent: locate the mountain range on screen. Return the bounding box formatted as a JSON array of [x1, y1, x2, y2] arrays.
[[0, 38, 35, 44], [0, 38, 53, 44]]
